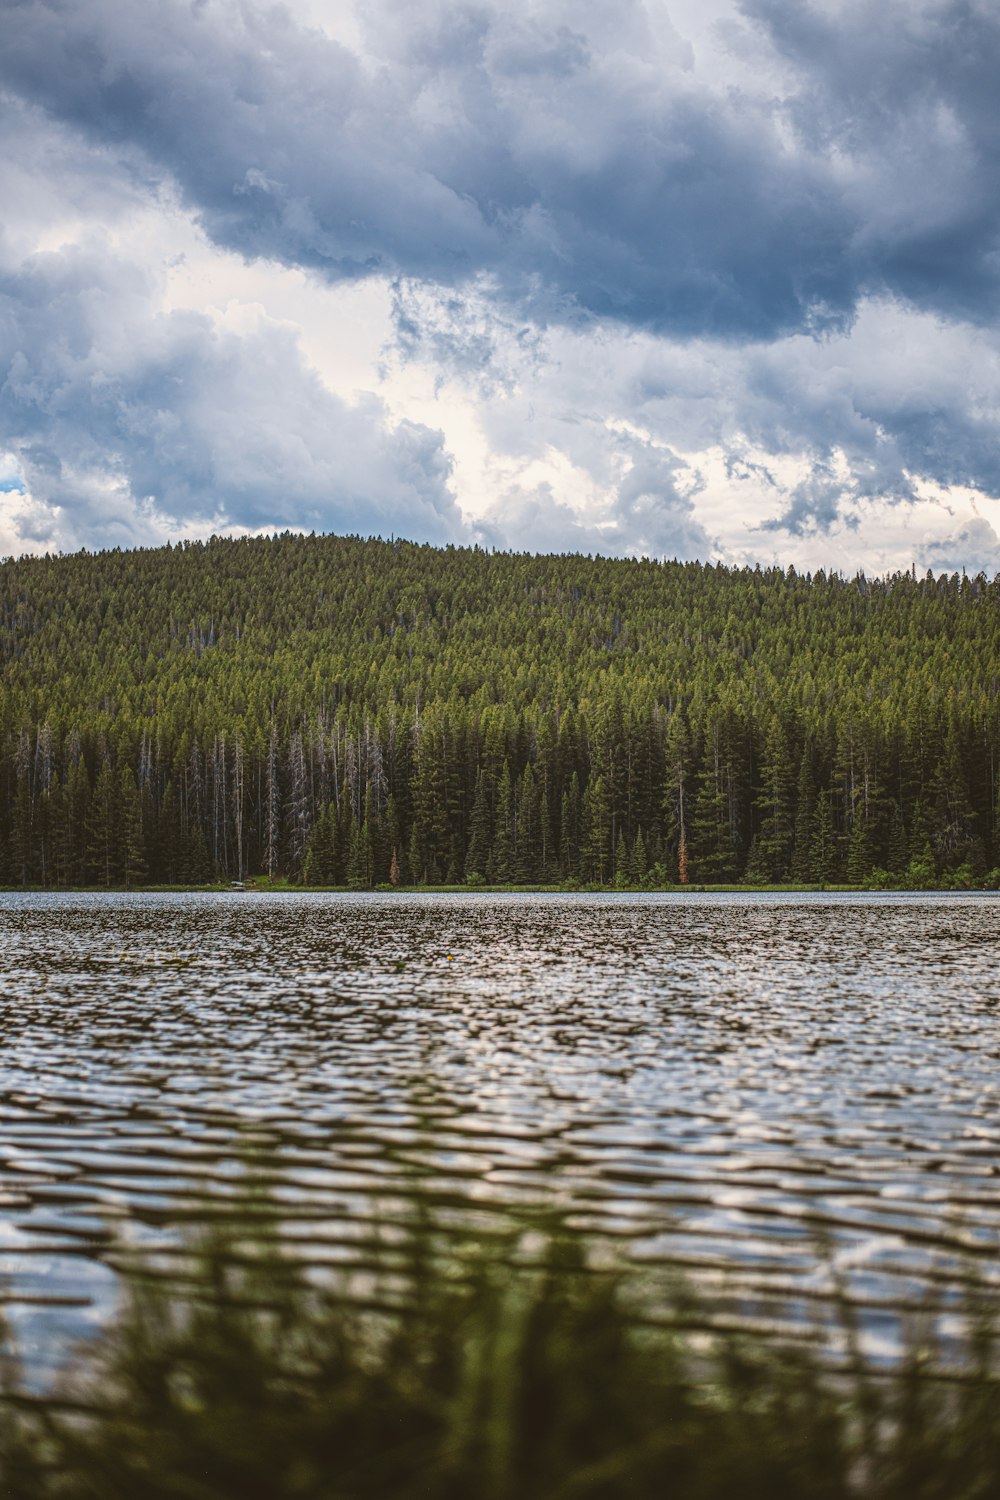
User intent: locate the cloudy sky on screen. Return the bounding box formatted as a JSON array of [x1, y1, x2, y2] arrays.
[[2, 0, 1000, 574]]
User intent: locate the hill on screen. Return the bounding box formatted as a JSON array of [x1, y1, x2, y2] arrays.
[[1, 533, 998, 886]]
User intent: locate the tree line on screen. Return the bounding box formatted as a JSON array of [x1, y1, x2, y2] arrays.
[[1, 532, 998, 888]]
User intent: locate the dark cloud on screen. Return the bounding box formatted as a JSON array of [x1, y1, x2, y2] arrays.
[[4, 0, 997, 342], [2, 1, 1000, 567], [387, 269, 1000, 544], [746, 0, 1000, 325], [0, 236, 463, 551], [0, 93, 462, 552], [731, 301, 1000, 531]]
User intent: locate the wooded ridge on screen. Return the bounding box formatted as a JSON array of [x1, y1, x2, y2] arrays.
[[1, 533, 998, 888]]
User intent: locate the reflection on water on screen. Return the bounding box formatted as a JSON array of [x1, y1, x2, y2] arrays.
[[1, 891, 999, 1378]]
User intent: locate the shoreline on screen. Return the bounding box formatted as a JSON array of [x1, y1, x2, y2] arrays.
[[2, 881, 996, 895]]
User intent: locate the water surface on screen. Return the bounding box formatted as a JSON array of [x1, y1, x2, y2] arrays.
[[2, 892, 999, 1377]]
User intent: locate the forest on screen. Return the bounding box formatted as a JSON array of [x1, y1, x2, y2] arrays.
[[1, 532, 998, 889]]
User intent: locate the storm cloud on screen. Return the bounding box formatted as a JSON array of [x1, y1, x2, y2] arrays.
[[1, 0, 999, 567], [4, 0, 1000, 339], [0, 91, 462, 552], [0, 244, 461, 547]]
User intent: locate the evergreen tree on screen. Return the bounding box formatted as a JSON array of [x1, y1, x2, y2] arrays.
[[752, 715, 797, 881], [0, 537, 997, 890], [87, 762, 119, 887], [9, 757, 33, 887], [846, 810, 875, 884], [662, 710, 691, 884], [515, 764, 542, 883], [631, 827, 649, 886], [810, 786, 838, 884], [490, 761, 515, 882], [119, 768, 147, 888], [581, 773, 611, 883], [613, 829, 629, 889], [558, 773, 581, 881], [157, 782, 180, 884], [886, 801, 909, 873], [465, 769, 492, 880], [792, 746, 816, 882], [303, 803, 338, 885]]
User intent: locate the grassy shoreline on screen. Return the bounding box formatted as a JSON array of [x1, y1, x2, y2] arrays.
[[3, 1204, 999, 1499], [3, 880, 997, 895]]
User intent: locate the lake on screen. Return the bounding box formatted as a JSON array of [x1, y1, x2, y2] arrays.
[[2, 891, 999, 1380]]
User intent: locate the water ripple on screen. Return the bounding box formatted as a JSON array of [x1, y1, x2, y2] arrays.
[[1, 891, 999, 1378]]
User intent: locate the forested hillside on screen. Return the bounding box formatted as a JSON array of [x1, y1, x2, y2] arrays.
[[1, 533, 998, 887]]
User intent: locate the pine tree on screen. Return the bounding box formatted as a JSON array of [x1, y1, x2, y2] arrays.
[[581, 773, 611, 884], [346, 784, 377, 888], [886, 801, 909, 873], [846, 811, 874, 884], [752, 715, 797, 881], [631, 827, 649, 886], [303, 803, 338, 885], [810, 786, 838, 884], [558, 773, 581, 880], [9, 758, 33, 887], [662, 711, 690, 884], [185, 824, 212, 884], [63, 756, 90, 887], [87, 762, 119, 887], [157, 782, 180, 884], [515, 764, 542, 882], [408, 822, 424, 886], [464, 769, 492, 880], [265, 726, 281, 879], [285, 732, 310, 879], [490, 760, 515, 882], [690, 755, 738, 882], [614, 828, 629, 889], [792, 746, 816, 882], [119, 768, 147, 888], [931, 714, 981, 874]]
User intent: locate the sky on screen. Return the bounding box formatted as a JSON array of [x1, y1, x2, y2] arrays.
[[1, 0, 1000, 575]]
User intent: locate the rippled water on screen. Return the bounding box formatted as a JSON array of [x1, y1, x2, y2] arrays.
[[2, 891, 999, 1379]]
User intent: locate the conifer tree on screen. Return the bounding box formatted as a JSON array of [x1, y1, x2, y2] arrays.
[[810, 786, 838, 884], [119, 768, 147, 888], [614, 828, 629, 889], [0, 538, 997, 890], [886, 802, 909, 873], [792, 746, 816, 882], [303, 803, 337, 885], [490, 761, 515, 882], [846, 809, 875, 884], [515, 764, 542, 882], [464, 769, 492, 880], [558, 773, 581, 880], [631, 827, 648, 886], [662, 711, 690, 884], [581, 773, 611, 883], [87, 762, 119, 887], [9, 756, 33, 888], [752, 715, 797, 881], [157, 782, 179, 884]]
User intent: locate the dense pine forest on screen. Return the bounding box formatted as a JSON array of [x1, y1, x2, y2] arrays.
[[1, 533, 999, 889]]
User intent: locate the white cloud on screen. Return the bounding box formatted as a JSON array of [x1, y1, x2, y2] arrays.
[[0, 1, 999, 577]]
